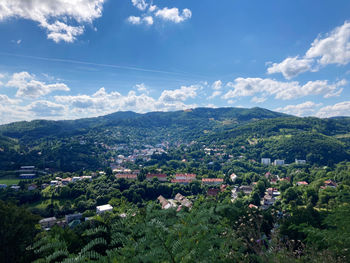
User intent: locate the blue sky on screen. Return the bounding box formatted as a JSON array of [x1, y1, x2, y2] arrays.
[[0, 0, 350, 124]]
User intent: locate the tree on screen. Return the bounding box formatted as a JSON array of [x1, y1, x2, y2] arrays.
[[0, 201, 40, 263]]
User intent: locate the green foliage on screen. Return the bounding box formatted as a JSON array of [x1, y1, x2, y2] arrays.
[[0, 200, 40, 263]]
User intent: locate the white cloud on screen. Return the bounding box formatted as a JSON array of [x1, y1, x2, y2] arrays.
[[275, 101, 322, 116], [16, 39, 22, 44], [267, 21, 350, 78], [223, 77, 346, 100], [135, 83, 149, 94], [6, 71, 70, 98], [128, 16, 153, 26], [0, 0, 105, 43], [251, 96, 267, 103], [128, 16, 141, 25], [208, 91, 222, 99], [267, 56, 313, 79], [155, 7, 192, 23], [143, 16, 154, 25], [306, 21, 350, 65], [159, 85, 197, 102], [316, 101, 350, 118], [53, 86, 198, 119], [131, 0, 148, 11], [149, 5, 157, 12], [212, 80, 222, 90], [0, 94, 21, 105], [28, 100, 66, 117], [128, 1, 191, 26]]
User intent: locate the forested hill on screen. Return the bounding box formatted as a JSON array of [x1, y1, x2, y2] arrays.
[[0, 107, 349, 171], [0, 107, 287, 143], [203, 116, 350, 166]]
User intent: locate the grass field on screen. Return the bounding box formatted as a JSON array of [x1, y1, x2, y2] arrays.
[[0, 174, 20, 185]]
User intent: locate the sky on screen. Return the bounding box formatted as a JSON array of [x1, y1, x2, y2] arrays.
[[0, 0, 350, 124]]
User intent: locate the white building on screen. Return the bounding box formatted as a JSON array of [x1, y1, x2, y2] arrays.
[[72, 177, 81, 182], [274, 160, 285, 166], [295, 159, 306, 164], [261, 158, 271, 165], [96, 204, 113, 214], [230, 173, 237, 182]]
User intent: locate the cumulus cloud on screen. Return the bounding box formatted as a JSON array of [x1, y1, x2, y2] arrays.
[[131, 0, 148, 11], [155, 7, 192, 23], [223, 77, 346, 100], [128, 16, 141, 25], [208, 91, 222, 99], [28, 100, 66, 117], [53, 86, 197, 119], [158, 85, 197, 102], [316, 101, 350, 118], [267, 57, 313, 80], [0, 0, 105, 43], [128, 1, 191, 26], [6, 71, 70, 98], [0, 94, 21, 105], [128, 15, 153, 26], [135, 83, 149, 94], [149, 5, 157, 12], [251, 96, 267, 103], [143, 16, 154, 25], [306, 21, 350, 65], [275, 101, 322, 116], [267, 21, 350, 78], [212, 80, 223, 90]]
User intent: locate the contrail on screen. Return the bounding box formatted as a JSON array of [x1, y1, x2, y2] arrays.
[[0, 52, 204, 78]]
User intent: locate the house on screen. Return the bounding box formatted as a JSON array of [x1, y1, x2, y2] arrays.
[[174, 173, 196, 180], [157, 195, 176, 209], [220, 184, 228, 192], [270, 179, 278, 184], [267, 187, 280, 197], [39, 217, 57, 229], [171, 179, 192, 185], [248, 204, 258, 209], [116, 174, 138, 180], [230, 173, 237, 182], [280, 177, 290, 182], [238, 185, 253, 195], [295, 159, 306, 165], [202, 178, 224, 185], [265, 172, 272, 179], [10, 185, 20, 191], [61, 178, 72, 185], [262, 194, 275, 206], [274, 160, 285, 166], [296, 181, 308, 186], [50, 180, 59, 186], [96, 204, 113, 214], [175, 193, 192, 209], [324, 180, 337, 188], [261, 158, 271, 165], [207, 188, 220, 196], [20, 165, 35, 170], [20, 174, 36, 179], [0, 184, 7, 189], [65, 213, 82, 224], [146, 174, 167, 182], [72, 177, 81, 182], [81, 176, 92, 181], [28, 184, 37, 191]]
